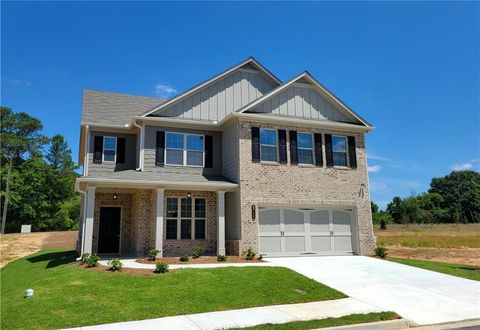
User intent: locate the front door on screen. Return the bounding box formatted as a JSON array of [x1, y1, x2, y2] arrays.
[[98, 207, 121, 254]]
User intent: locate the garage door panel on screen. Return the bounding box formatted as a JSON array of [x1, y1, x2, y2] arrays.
[[333, 236, 353, 252], [311, 236, 331, 252], [283, 209, 304, 233], [332, 211, 352, 233], [310, 210, 330, 233], [260, 237, 282, 253], [285, 236, 306, 252], [259, 209, 281, 233]]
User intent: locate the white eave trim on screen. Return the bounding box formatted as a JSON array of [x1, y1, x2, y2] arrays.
[[140, 57, 282, 118]]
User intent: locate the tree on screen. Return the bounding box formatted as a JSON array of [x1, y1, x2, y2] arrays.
[[47, 134, 75, 171]]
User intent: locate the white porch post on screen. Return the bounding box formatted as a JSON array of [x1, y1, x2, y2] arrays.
[[217, 191, 226, 256], [155, 188, 165, 257], [83, 186, 96, 254], [78, 194, 86, 254]]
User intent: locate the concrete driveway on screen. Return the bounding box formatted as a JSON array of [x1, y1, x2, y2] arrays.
[[266, 256, 480, 326]]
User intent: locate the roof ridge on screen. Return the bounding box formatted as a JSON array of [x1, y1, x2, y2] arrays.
[[84, 88, 166, 101]]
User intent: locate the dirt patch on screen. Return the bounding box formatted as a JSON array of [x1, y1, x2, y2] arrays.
[[79, 263, 174, 276], [136, 256, 264, 264], [384, 246, 480, 266], [0, 231, 78, 268]]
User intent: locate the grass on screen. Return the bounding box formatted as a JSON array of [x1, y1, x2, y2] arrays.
[[0, 249, 345, 330], [230, 312, 400, 330], [387, 258, 480, 281]]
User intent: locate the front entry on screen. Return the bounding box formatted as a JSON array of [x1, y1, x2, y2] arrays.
[[98, 207, 121, 254], [258, 206, 355, 257]]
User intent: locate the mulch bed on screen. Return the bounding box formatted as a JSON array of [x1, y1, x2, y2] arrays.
[[136, 256, 264, 264], [77, 263, 174, 276]]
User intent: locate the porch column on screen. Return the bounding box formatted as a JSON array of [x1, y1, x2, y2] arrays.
[[78, 194, 86, 254], [155, 188, 165, 257], [217, 191, 226, 256], [83, 186, 96, 254]]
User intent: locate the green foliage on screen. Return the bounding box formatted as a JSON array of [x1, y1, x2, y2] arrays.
[[217, 255, 227, 262], [380, 218, 387, 230], [154, 262, 169, 273], [108, 258, 123, 272], [374, 245, 388, 258], [257, 255, 263, 261], [148, 249, 159, 261], [191, 247, 204, 259], [80, 253, 100, 267], [179, 255, 189, 262], [242, 247, 256, 260]]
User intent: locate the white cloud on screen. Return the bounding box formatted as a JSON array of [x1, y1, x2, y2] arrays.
[[155, 83, 177, 98], [450, 160, 479, 171], [3, 77, 31, 87], [369, 180, 389, 194], [367, 153, 389, 161], [368, 165, 382, 173]]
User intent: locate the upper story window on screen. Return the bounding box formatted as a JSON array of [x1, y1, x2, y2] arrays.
[[260, 128, 277, 162], [103, 136, 117, 162], [297, 132, 313, 164], [332, 135, 347, 167], [166, 132, 204, 167]]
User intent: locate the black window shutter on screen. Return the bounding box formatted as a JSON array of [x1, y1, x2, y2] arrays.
[[156, 131, 165, 167], [314, 133, 323, 167], [348, 136, 357, 169], [93, 136, 103, 164], [251, 127, 260, 162], [289, 130, 298, 165], [325, 134, 334, 167], [278, 130, 287, 164], [116, 138, 126, 164], [205, 135, 213, 168]]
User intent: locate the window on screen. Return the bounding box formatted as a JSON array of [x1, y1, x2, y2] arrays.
[[166, 132, 204, 167], [297, 132, 313, 164], [166, 197, 206, 240], [260, 129, 277, 162], [332, 135, 348, 167], [103, 136, 116, 162]]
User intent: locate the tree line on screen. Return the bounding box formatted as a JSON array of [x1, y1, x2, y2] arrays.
[[0, 107, 79, 233], [372, 170, 480, 224]]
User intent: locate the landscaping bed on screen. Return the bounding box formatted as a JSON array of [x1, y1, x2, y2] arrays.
[[137, 255, 264, 264]]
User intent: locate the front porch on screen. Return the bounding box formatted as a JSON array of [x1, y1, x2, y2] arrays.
[[78, 187, 234, 258]]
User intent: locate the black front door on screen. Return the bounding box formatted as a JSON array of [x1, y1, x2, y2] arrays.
[[98, 207, 121, 254]]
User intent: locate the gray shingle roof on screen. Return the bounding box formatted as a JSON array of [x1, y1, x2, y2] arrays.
[[82, 89, 166, 126]]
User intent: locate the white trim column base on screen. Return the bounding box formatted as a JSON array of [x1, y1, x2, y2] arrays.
[[217, 191, 226, 256], [155, 188, 165, 258], [83, 186, 96, 254]]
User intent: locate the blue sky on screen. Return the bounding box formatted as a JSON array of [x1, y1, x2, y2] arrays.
[[2, 1, 479, 208]]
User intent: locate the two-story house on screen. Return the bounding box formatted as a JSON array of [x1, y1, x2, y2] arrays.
[[76, 57, 376, 258]]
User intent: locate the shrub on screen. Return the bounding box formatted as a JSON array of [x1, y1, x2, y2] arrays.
[[374, 245, 388, 258], [148, 248, 159, 261], [191, 247, 204, 259], [380, 218, 387, 230], [179, 255, 189, 262], [81, 253, 100, 267], [242, 247, 256, 260], [257, 255, 263, 261], [217, 255, 227, 262], [154, 262, 169, 273], [108, 257, 123, 272]]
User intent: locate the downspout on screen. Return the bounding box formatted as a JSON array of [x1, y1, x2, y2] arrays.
[[132, 120, 144, 171]]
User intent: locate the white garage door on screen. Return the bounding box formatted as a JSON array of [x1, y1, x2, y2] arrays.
[[258, 207, 355, 257]]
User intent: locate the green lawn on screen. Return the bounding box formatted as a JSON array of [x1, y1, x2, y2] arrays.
[[1, 249, 345, 330], [231, 312, 400, 330], [387, 258, 480, 281]]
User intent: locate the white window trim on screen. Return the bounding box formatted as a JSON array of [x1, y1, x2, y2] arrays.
[[260, 128, 278, 163], [102, 136, 117, 163], [332, 135, 349, 168], [297, 132, 314, 165], [165, 132, 205, 167], [165, 197, 207, 241]]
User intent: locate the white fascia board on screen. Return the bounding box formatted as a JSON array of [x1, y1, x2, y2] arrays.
[[76, 177, 238, 191], [140, 57, 282, 118], [134, 116, 223, 131]]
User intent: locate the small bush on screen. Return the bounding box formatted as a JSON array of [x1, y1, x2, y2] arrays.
[[154, 262, 169, 273], [242, 247, 256, 260], [179, 255, 189, 262], [380, 219, 387, 230], [191, 247, 204, 259], [108, 257, 123, 272], [374, 245, 388, 258], [148, 248, 159, 261], [81, 253, 100, 267], [217, 255, 227, 262], [257, 255, 263, 261]]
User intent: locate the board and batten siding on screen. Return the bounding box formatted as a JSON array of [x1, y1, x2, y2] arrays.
[[222, 123, 239, 182], [143, 125, 223, 177], [251, 84, 357, 123], [225, 191, 241, 240], [87, 131, 137, 175], [152, 69, 275, 121]]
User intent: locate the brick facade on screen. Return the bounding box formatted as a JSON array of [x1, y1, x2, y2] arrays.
[[237, 120, 376, 255]]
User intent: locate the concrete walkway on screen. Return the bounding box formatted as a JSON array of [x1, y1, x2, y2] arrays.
[[266, 256, 480, 326], [98, 258, 273, 270], [68, 297, 387, 330]]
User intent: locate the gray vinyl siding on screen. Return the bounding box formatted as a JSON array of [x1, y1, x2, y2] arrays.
[[152, 69, 275, 121], [222, 123, 239, 182], [225, 191, 241, 240], [87, 131, 137, 175], [143, 125, 222, 176], [251, 85, 358, 123]]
